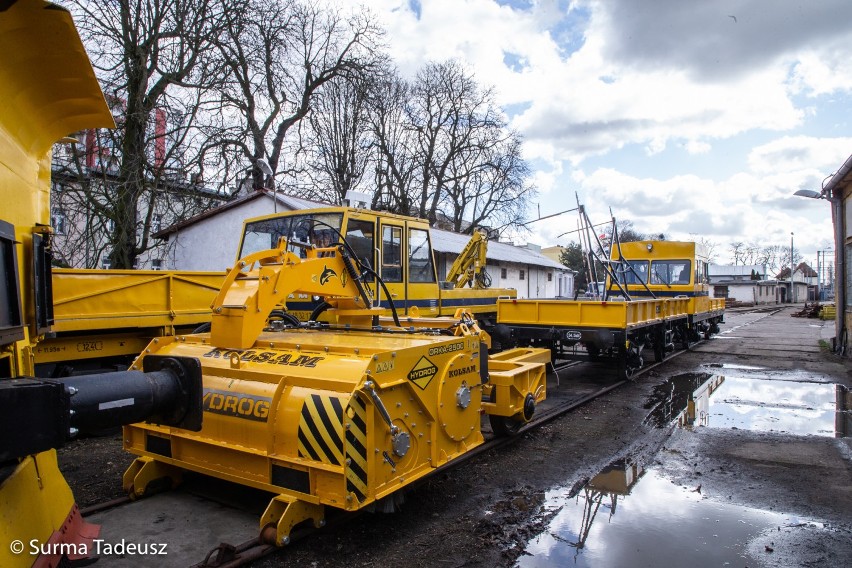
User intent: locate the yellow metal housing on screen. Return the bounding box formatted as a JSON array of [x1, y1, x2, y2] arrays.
[[122, 242, 548, 545], [0, 1, 114, 564]]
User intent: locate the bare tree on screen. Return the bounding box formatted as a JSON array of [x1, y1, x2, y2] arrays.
[[302, 73, 374, 204], [691, 235, 719, 263], [66, 0, 231, 268], [728, 241, 745, 265], [369, 60, 535, 235], [607, 219, 645, 243], [211, 0, 382, 193], [368, 68, 420, 215]]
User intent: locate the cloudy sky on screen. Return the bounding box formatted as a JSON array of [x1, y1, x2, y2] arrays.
[[369, 0, 852, 266]]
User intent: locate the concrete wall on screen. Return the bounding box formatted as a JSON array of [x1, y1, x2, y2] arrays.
[[161, 197, 273, 271]]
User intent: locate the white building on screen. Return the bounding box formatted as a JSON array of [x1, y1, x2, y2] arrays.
[[155, 190, 574, 299], [709, 264, 779, 305]]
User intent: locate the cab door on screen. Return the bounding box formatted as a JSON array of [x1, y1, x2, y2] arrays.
[[378, 220, 405, 312], [406, 226, 439, 316]]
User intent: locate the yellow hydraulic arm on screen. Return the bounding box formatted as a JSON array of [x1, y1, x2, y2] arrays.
[[446, 230, 489, 289], [210, 241, 376, 349]]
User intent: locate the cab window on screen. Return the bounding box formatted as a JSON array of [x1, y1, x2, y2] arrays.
[[345, 219, 375, 280], [240, 213, 343, 259], [651, 260, 691, 285], [408, 229, 435, 283], [381, 226, 402, 282], [623, 260, 649, 284]]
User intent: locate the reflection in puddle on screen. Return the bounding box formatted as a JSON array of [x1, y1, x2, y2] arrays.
[[643, 373, 851, 438], [704, 363, 764, 370], [518, 464, 805, 568]]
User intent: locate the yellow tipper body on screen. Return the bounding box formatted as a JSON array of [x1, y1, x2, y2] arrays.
[[0, 2, 114, 567]]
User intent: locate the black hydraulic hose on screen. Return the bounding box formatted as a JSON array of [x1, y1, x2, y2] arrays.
[[309, 301, 332, 322], [299, 219, 400, 327], [360, 265, 401, 327]]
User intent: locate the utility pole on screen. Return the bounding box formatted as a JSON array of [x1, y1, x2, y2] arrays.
[[790, 232, 795, 303]]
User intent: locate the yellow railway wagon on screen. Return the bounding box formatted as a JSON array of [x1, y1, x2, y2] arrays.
[[609, 240, 724, 340], [495, 296, 686, 376], [33, 270, 224, 375], [497, 297, 667, 329]]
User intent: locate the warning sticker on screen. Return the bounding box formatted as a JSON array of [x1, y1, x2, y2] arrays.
[[408, 356, 438, 390]]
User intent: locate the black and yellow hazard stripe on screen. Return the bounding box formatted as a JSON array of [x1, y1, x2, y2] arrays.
[[298, 394, 344, 466], [345, 394, 368, 502]]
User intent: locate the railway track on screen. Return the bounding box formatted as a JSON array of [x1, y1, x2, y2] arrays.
[[75, 343, 698, 568]]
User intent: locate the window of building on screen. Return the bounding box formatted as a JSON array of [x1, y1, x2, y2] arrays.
[[846, 245, 852, 307], [51, 210, 66, 235], [152, 259, 163, 271], [101, 256, 111, 269], [152, 214, 162, 233], [501, 267, 507, 279], [547, 272, 553, 282], [520, 269, 525, 281]]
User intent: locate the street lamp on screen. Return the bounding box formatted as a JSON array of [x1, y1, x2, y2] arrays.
[[817, 248, 834, 301]]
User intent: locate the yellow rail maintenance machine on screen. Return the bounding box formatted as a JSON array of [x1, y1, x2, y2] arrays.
[[493, 204, 724, 377], [122, 231, 549, 546]]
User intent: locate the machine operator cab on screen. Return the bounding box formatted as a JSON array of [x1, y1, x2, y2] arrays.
[[607, 241, 711, 299], [236, 207, 440, 318]]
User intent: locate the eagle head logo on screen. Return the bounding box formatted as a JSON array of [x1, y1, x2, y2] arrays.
[[320, 265, 337, 285]]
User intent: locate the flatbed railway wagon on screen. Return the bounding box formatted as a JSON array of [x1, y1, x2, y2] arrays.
[[494, 240, 725, 376], [496, 295, 690, 376], [608, 240, 725, 341]]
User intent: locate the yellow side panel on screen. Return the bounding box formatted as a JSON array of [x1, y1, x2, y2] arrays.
[[497, 299, 665, 328], [51, 270, 225, 331]]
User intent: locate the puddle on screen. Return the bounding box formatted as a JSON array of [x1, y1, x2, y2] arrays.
[[643, 373, 851, 437], [518, 464, 811, 568], [704, 363, 765, 370]]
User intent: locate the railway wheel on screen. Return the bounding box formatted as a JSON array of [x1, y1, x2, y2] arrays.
[[622, 340, 643, 379], [488, 390, 534, 437]]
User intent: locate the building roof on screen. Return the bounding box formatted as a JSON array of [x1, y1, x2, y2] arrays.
[[709, 264, 765, 277], [156, 189, 569, 270], [776, 262, 817, 280], [430, 227, 569, 271]]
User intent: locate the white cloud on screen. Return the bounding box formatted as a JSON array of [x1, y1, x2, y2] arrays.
[[365, 1, 851, 262]]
